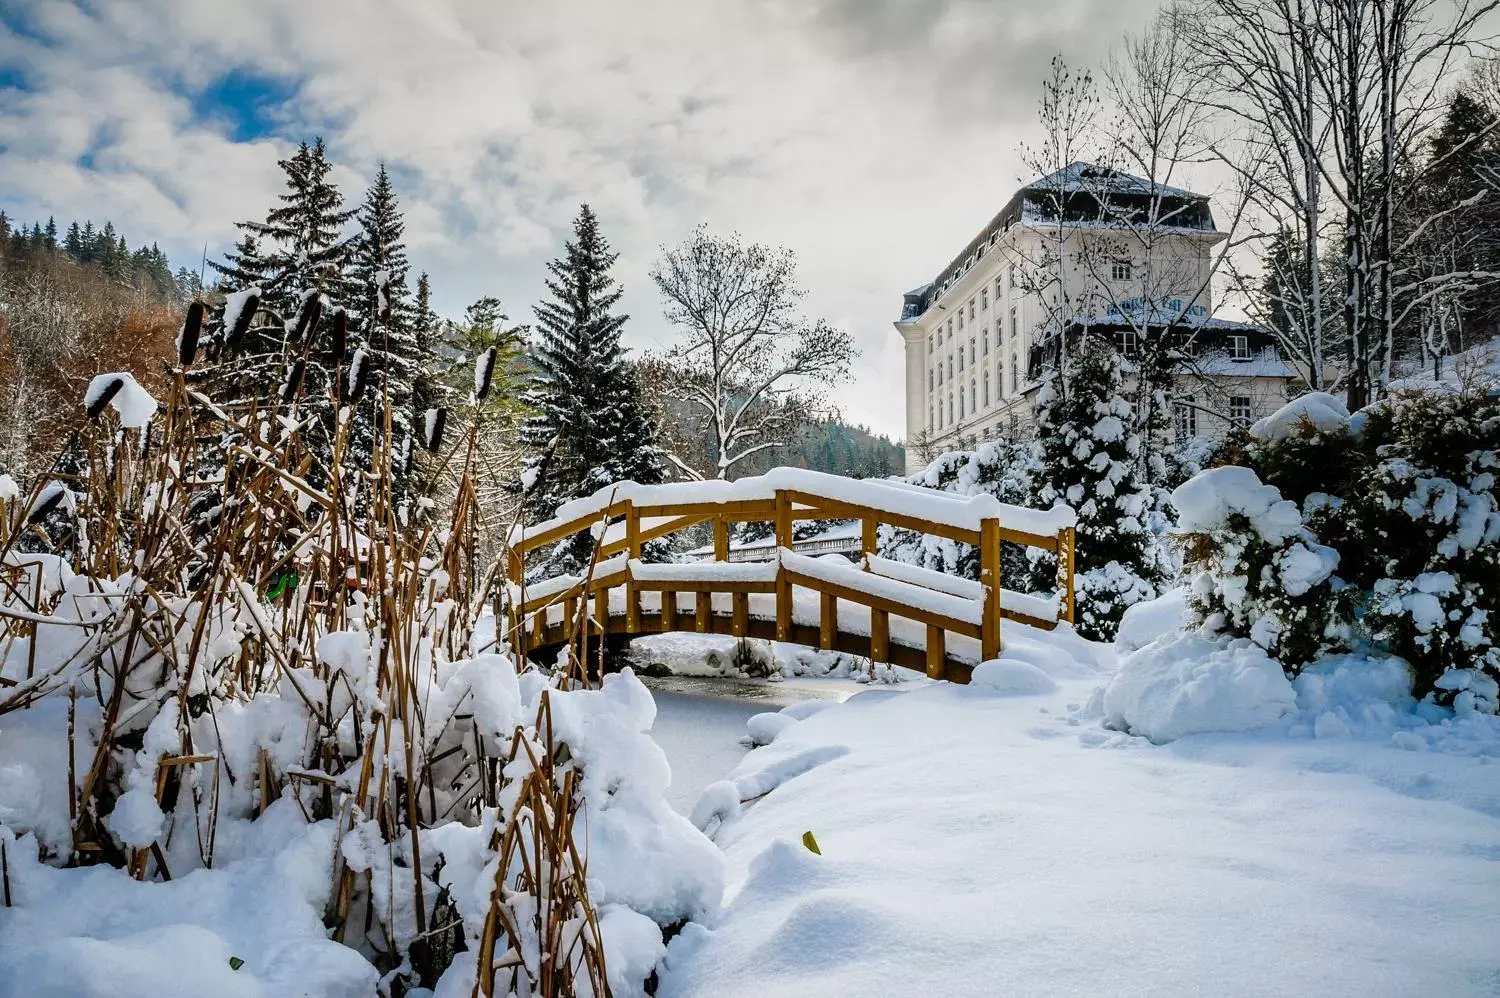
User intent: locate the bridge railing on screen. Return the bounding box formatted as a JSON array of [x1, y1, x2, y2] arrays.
[[502, 468, 1077, 679]]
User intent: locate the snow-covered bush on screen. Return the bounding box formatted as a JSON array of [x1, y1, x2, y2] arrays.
[[1172, 465, 1350, 669], [1192, 386, 1500, 710], [1030, 339, 1166, 640], [1339, 390, 1500, 710]]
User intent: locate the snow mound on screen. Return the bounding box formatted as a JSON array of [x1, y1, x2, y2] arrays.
[[1103, 631, 1297, 743], [971, 658, 1059, 695], [1115, 587, 1190, 655], [84, 372, 157, 429], [1172, 465, 1302, 543], [1249, 391, 1349, 442], [745, 711, 797, 746]]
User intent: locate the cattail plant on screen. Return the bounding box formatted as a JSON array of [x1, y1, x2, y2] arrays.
[[178, 302, 204, 367]]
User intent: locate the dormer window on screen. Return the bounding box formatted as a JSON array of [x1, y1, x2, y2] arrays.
[[1111, 259, 1132, 282], [1230, 335, 1251, 360]]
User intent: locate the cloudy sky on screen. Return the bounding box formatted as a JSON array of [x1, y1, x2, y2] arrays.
[[0, 0, 1163, 439]]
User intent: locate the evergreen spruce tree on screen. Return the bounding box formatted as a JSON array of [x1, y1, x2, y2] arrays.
[[520, 204, 666, 571], [64, 221, 82, 258], [43, 216, 57, 250], [1030, 337, 1164, 640]]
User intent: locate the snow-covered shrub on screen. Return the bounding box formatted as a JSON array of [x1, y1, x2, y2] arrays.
[[1172, 465, 1351, 669], [1195, 386, 1499, 710], [1337, 390, 1500, 710], [1030, 339, 1166, 640]]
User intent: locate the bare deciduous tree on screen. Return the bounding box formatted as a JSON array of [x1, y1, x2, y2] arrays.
[[649, 227, 856, 479]]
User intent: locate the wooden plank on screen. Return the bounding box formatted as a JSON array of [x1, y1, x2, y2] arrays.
[[513, 500, 627, 555], [597, 512, 710, 558], [731, 592, 749, 637], [633, 499, 777, 521], [861, 516, 877, 560], [661, 590, 677, 633], [1002, 608, 1061, 631], [870, 608, 889, 664], [594, 589, 607, 636], [781, 569, 982, 639], [695, 591, 710, 633], [819, 591, 837, 650], [926, 624, 946, 679], [633, 578, 776, 594], [980, 517, 1001, 661], [783, 490, 981, 546], [1000, 526, 1060, 551]]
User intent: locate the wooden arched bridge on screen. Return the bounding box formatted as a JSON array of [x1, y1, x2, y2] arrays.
[[503, 468, 1077, 683]]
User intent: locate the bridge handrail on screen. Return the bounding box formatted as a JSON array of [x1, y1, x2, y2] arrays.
[[503, 468, 1079, 676]]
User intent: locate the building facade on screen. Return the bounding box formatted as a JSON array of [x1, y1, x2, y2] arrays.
[[894, 163, 1298, 473]]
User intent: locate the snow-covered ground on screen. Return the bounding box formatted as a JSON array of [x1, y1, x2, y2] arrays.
[[658, 621, 1500, 998]]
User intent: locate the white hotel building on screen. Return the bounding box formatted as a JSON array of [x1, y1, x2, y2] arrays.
[[894, 164, 1298, 473]]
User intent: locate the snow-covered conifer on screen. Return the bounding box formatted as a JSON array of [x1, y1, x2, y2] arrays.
[[1031, 337, 1164, 639]]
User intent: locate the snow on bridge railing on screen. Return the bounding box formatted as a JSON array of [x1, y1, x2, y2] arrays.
[[501, 467, 1078, 680]]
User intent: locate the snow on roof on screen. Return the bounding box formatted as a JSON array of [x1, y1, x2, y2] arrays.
[[1024, 161, 1202, 200]]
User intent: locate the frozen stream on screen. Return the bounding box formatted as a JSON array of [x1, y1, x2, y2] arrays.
[[642, 676, 851, 814]]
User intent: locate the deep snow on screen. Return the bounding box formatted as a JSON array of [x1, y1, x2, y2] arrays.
[[658, 623, 1500, 998]]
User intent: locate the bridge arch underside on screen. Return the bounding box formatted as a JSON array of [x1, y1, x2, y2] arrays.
[[503, 469, 1078, 684]]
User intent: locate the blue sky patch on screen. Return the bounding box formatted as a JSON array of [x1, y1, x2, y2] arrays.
[[189, 69, 298, 143]]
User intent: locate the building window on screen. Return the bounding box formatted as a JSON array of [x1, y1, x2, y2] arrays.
[[970, 379, 977, 413], [959, 390, 965, 419], [994, 277, 1003, 299], [996, 362, 1004, 398], [983, 330, 990, 356], [1176, 397, 1198, 441], [947, 318, 953, 338], [1230, 335, 1252, 360], [969, 338, 976, 365], [1112, 259, 1132, 282], [959, 345, 965, 370], [1230, 395, 1252, 424], [1009, 307, 1017, 340], [928, 406, 933, 431], [948, 357, 953, 380], [929, 369, 934, 391], [981, 288, 989, 311], [983, 370, 990, 406], [1118, 329, 1139, 357], [969, 300, 976, 321], [1010, 353, 1019, 392], [927, 334, 933, 354], [948, 395, 954, 424], [1009, 263, 1017, 289]]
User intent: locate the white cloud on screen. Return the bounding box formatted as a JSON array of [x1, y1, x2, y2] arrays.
[[0, 0, 1162, 439]]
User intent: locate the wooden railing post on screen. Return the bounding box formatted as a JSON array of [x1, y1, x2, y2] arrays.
[[775, 490, 793, 641], [870, 608, 889, 665], [661, 589, 677, 633], [695, 591, 710, 632], [980, 517, 1001, 661], [926, 624, 946, 679], [861, 517, 877, 566], [713, 516, 729, 561], [625, 501, 642, 633], [819, 592, 837, 650], [1056, 526, 1076, 625]]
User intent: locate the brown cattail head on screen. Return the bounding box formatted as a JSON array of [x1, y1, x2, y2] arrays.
[[226, 290, 260, 346], [86, 376, 126, 421], [179, 302, 205, 367], [474, 346, 497, 402], [280, 358, 307, 402], [423, 407, 447, 452], [330, 309, 348, 365], [27, 484, 71, 525], [292, 292, 323, 343], [346, 348, 370, 403]]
